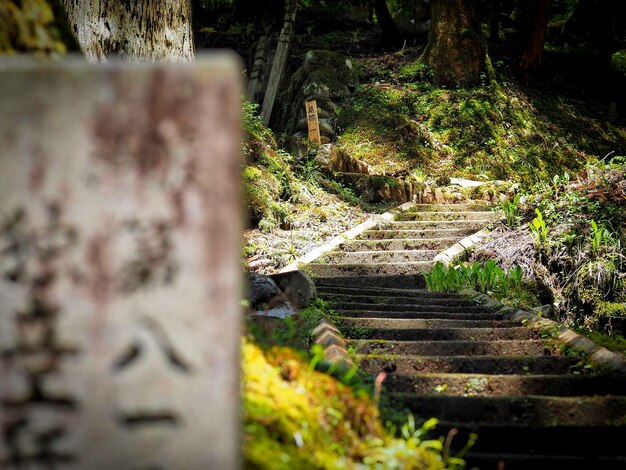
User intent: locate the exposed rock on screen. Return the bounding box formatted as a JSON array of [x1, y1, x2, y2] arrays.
[[269, 270, 316, 308], [247, 272, 283, 308], [450, 177, 486, 188], [277, 50, 358, 144], [336, 173, 418, 203], [434, 187, 446, 203], [247, 272, 300, 318], [315, 144, 371, 174], [421, 185, 434, 203]]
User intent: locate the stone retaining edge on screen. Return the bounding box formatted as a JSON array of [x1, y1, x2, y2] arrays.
[[279, 202, 415, 273], [311, 317, 353, 367], [460, 289, 626, 376], [433, 230, 489, 266]]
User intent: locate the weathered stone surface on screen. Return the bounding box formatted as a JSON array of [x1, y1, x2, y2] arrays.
[[247, 272, 296, 318], [315, 144, 371, 175], [434, 188, 446, 203], [278, 50, 357, 140], [0, 56, 241, 469], [269, 270, 316, 308], [248, 272, 283, 308]]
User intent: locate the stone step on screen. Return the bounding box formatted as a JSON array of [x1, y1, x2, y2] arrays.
[[342, 326, 536, 341], [383, 373, 626, 396], [337, 318, 518, 330], [340, 238, 460, 252], [464, 452, 626, 470], [304, 262, 431, 277], [313, 275, 424, 290], [435, 422, 626, 458], [338, 310, 505, 320], [321, 292, 480, 307], [315, 285, 458, 298], [352, 340, 553, 356], [403, 203, 493, 212], [358, 354, 580, 375], [395, 211, 499, 222], [316, 250, 438, 264], [362, 228, 479, 240], [383, 220, 492, 231], [390, 394, 626, 426], [330, 302, 487, 313]]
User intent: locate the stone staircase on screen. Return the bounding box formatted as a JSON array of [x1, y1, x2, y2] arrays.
[[304, 203, 497, 278], [304, 203, 626, 469]]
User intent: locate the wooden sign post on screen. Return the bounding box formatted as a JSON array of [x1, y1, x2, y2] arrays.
[[305, 99, 321, 146]]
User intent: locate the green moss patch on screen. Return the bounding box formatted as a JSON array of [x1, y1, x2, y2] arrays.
[[337, 53, 626, 184], [243, 337, 466, 469]]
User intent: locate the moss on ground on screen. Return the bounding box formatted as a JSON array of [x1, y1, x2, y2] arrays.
[[244, 300, 465, 469], [336, 49, 626, 184], [242, 101, 369, 272]]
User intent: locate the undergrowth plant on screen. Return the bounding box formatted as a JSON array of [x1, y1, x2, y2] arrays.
[[590, 219, 620, 255], [529, 208, 548, 250], [499, 193, 521, 227], [423, 261, 524, 299]]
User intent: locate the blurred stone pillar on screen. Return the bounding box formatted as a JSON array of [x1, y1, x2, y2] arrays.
[[0, 55, 242, 469]]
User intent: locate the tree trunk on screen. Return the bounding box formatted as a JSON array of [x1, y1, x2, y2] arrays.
[[374, 0, 399, 48], [420, 0, 485, 87], [518, 0, 549, 78], [62, 0, 194, 62], [488, 0, 503, 42]]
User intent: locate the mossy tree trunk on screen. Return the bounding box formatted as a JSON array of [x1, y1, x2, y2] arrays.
[[0, 0, 79, 55], [517, 0, 549, 78], [62, 0, 194, 62], [419, 0, 485, 88]]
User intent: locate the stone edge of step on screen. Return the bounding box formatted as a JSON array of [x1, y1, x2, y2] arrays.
[[461, 289, 626, 376], [310, 318, 353, 368], [279, 202, 415, 273], [433, 230, 490, 266]]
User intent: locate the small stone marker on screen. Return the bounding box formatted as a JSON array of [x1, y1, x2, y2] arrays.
[[305, 99, 321, 146], [0, 56, 242, 469]]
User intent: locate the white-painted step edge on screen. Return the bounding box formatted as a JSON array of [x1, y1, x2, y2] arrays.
[[434, 230, 490, 266]]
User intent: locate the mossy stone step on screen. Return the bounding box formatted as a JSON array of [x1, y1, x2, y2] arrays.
[[384, 220, 492, 231], [342, 326, 536, 341], [402, 203, 493, 212], [336, 317, 518, 330], [315, 285, 462, 299], [330, 302, 487, 314], [337, 310, 505, 320], [362, 228, 479, 240], [321, 292, 480, 307], [390, 394, 626, 426], [340, 238, 460, 252], [316, 249, 438, 264], [352, 339, 553, 356], [313, 275, 424, 289], [434, 422, 626, 457], [304, 262, 432, 277], [359, 354, 580, 375], [394, 211, 499, 222], [383, 373, 626, 396]]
